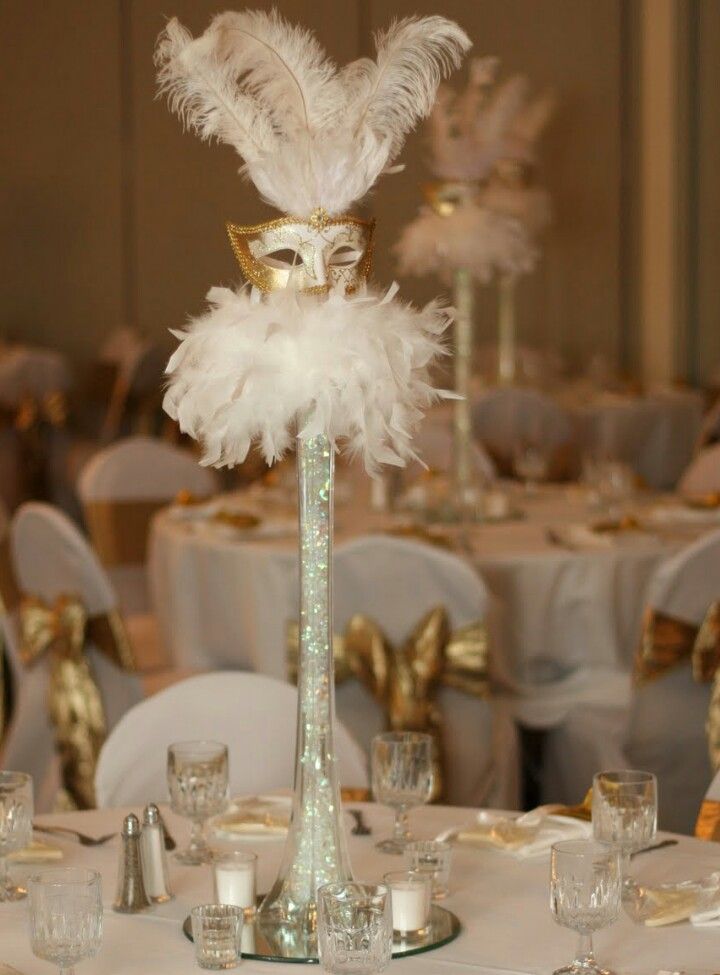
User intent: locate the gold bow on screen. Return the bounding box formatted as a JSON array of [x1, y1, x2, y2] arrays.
[[288, 607, 490, 801], [633, 603, 720, 686], [19, 594, 137, 810]]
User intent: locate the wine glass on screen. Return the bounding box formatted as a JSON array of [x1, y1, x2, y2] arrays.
[[0, 770, 33, 901], [29, 868, 103, 975], [592, 770, 657, 881], [167, 740, 229, 864], [318, 881, 392, 975], [513, 442, 549, 493], [371, 732, 434, 854], [550, 840, 621, 975]]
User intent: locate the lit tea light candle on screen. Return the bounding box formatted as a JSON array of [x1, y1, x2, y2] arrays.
[[213, 850, 257, 915], [384, 870, 431, 935]]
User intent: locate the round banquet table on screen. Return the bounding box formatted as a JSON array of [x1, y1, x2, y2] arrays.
[[149, 476, 715, 719], [2, 802, 719, 975]]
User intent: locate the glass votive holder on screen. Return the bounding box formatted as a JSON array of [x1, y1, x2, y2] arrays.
[[318, 881, 392, 975], [405, 839, 452, 899], [191, 904, 243, 970], [383, 870, 431, 939], [213, 850, 257, 917]]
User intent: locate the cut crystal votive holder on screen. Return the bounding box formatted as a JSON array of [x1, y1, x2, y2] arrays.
[[191, 904, 243, 970]]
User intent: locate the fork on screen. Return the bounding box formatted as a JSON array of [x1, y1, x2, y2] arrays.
[[34, 824, 116, 847], [348, 809, 371, 836]]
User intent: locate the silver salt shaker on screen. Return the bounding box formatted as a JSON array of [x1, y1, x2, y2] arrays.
[[113, 813, 150, 913], [140, 803, 173, 903]]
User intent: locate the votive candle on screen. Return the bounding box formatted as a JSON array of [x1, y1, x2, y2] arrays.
[[213, 850, 257, 916], [383, 870, 431, 934]]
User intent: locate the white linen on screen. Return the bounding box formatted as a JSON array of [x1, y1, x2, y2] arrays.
[[707, 769, 720, 802], [2, 503, 143, 811], [679, 443, 720, 496], [0, 803, 718, 975], [78, 436, 219, 614], [450, 810, 591, 858], [94, 672, 368, 807], [544, 528, 720, 832]]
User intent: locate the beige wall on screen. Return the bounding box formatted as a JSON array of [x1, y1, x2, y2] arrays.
[[1, 0, 626, 373]]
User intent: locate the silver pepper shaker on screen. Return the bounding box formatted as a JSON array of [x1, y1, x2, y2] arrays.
[[113, 813, 150, 913], [140, 804, 173, 903]]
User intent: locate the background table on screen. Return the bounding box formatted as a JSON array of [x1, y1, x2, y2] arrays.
[[2, 803, 719, 975]]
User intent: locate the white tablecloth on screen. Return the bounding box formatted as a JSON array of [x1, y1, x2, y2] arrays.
[[2, 803, 719, 975], [150, 480, 705, 697]]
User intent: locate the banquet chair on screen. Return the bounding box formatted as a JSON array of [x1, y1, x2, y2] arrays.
[[678, 443, 720, 496], [471, 386, 577, 479], [94, 671, 368, 807], [696, 769, 720, 840], [78, 436, 218, 618], [413, 404, 496, 481], [1, 502, 146, 811], [543, 528, 720, 834], [329, 535, 520, 809]]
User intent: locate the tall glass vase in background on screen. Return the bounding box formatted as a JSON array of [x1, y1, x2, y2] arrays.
[[497, 274, 517, 385], [452, 267, 476, 514], [258, 432, 352, 945]]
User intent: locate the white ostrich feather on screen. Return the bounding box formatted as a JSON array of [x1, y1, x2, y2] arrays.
[[480, 181, 552, 237], [395, 203, 538, 284], [156, 9, 471, 215], [164, 285, 453, 474]]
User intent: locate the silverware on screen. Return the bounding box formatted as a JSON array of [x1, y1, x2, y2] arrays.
[[630, 838, 679, 859], [348, 809, 371, 836], [34, 824, 116, 847]]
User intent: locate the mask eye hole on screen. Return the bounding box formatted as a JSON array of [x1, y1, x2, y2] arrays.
[[259, 249, 302, 270], [328, 245, 362, 268]]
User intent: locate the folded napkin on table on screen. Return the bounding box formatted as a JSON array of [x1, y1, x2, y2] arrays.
[[210, 795, 291, 838], [448, 809, 591, 858], [625, 863, 720, 927], [8, 840, 63, 863]]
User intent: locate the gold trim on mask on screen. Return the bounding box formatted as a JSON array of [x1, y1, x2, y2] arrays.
[[226, 209, 375, 295], [422, 180, 482, 217]]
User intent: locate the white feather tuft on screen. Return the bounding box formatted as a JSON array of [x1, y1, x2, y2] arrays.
[[395, 203, 538, 284], [164, 285, 453, 474]]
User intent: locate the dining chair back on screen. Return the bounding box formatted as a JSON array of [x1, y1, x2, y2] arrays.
[[329, 534, 519, 809], [679, 443, 720, 495], [1, 502, 142, 811], [78, 436, 218, 614], [95, 671, 368, 807]]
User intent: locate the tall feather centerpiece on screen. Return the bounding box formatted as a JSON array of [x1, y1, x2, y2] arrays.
[[155, 8, 470, 954], [395, 59, 554, 515]]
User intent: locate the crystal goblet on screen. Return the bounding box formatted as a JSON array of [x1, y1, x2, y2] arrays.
[[318, 881, 392, 975], [371, 732, 434, 854], [29, 867, 103, 975], [0, 770, 33, 901], [550, 840, 621, 975], [592, 769, 657, 880], [167, 740, 229, 865]]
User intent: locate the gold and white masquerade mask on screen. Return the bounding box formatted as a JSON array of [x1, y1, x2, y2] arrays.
[[227, 208, 374, 296], [422, 180, 481, 217]]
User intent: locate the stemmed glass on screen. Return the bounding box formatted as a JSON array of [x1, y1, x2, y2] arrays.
[[371, 732, 434, 854], [0, 770, 33, 901], [167, 740, 229, 864], [29, 868, 103, 975], [592, 770, 657, 882], [550, 840, 621, 975], [514, 442, 549, 493], [318, 881, 392, 975]]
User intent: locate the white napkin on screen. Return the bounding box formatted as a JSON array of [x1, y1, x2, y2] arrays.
[[444, 811, 591, 859]]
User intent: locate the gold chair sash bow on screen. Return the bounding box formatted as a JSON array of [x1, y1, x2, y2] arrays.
[[19, 594, 137, 810], [633, 603, 720, 686], [288, 607, 490, 801]]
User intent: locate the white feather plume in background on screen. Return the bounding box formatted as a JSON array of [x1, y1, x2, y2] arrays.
[[164, 285, 454, 474], [155, 9, 471, 215]]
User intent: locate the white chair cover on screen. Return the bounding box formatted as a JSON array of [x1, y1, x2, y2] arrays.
[[413, 405, 496, 481], [1, 503, 143, 811], [78, 436, 218, 614], [706, 770, 720, 802], [95, 671, 368, 807], [471, 386, 576, 459], [330, 535, 520, 809], [679, 444, 720, 495], [543, 529, 720, 833]]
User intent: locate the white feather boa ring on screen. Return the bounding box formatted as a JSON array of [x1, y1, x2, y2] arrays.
[[395, 202, 538, 284], [164, 285, 453, 473]]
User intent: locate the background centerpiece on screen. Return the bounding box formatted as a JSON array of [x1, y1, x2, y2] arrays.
[[155, 6, 470, 951]]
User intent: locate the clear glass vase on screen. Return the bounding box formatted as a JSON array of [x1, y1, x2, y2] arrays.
[[452, 267, 481, 518], [257, 433, 352, 948]]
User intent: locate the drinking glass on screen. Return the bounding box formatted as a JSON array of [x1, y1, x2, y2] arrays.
[[318, 881, 392, 975], [513, 443, 549, 493], [592, 770, 657, 879], [167, 740, 229, 864], [0, 770, 33, 901], [405, 839, 452, 899], [29, 868, 103, 975], [371, 732, 434, 854], [550, 841, 621, 975], [191, 904, 243, 970]]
